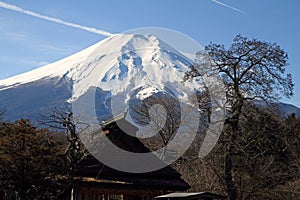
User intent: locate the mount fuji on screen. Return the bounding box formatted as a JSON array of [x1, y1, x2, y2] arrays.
[[1, 33, 298, 123], [0, 34, 200, 122]]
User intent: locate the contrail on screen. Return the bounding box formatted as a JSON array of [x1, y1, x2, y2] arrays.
[[210, 0, 247, 14], [0, 1, 114, 36]]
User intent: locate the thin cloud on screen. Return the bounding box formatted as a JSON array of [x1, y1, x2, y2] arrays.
[[0, 1, 114, 36], [210, 0, 247, 14], [2, 31, 29, 41], [20, 60, 50, 67]]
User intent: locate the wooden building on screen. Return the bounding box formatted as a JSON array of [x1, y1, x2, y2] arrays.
[[67, 114, 190, 200]]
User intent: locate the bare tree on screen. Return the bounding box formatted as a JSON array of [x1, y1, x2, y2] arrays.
[[0, 108, 6, 122], [130, 92, 220, 192], [39, 105, 87, 198], [185, 34, 294, 200], [130, 96, 181, 151], [284, 113, 300, 170]]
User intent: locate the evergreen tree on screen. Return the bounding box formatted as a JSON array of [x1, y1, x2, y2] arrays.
[[0, 119, 66, 199]]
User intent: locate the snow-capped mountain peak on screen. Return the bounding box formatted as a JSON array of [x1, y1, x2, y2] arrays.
[[0, 33, 196, 120], [69, 33, 193, 101], [1, 34, 192, 97]]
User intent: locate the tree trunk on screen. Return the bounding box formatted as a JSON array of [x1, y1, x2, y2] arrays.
[[225, 96, 243, 200], [225, 121, 238, 200]]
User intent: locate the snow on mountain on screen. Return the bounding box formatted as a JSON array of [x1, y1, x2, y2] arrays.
[[0, 38, 102, 90], [0, 34, 200, 121], [69, 34, 194, 102]]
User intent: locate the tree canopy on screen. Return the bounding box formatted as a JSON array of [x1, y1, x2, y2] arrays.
[[0, 119, 66, 199], [185, 34, 294, 200], [186, 34, 293, 103]]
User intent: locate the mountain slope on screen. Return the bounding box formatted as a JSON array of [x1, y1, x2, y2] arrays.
[[0, 34, 196, 121], [277, 102, 300, 117], [1, 33, 298, 122]]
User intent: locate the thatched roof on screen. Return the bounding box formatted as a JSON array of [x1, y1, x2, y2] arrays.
[[74, 155, 189, 190], [74, 114, 190, 191]]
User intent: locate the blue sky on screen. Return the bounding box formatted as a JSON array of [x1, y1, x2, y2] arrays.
[[0, 0, 299, 106]]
